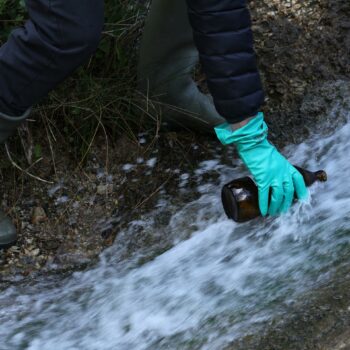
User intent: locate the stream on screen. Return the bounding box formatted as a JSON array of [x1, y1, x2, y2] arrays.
[[0, 110, 349, 349]]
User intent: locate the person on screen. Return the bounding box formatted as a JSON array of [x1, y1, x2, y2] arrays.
[[0, 0, 307, 249], [0, 0, 104, 248], [139, 0, 308, 216]]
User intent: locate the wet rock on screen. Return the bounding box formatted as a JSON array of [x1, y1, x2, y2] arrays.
[[246, 0, 350, 144], [300, 80, 350, 136]]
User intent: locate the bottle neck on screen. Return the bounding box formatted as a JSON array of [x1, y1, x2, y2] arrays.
[[293, 166, 328, 186], [315, 170, 328, 182]]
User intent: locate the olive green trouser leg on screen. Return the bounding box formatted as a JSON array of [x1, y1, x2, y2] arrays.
[[0, 109, 30, 249], [138, 0, 225, 131]]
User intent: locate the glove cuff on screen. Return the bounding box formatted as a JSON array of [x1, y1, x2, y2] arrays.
[[214, 112, 267, 147]]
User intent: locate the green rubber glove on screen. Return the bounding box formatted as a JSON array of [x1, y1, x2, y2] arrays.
[[215, 113, 308, 216]]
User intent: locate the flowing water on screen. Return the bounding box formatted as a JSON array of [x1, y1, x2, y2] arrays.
[[0, 112, 349, 350]]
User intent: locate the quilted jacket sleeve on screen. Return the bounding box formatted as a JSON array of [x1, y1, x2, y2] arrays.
[[186, 0, 265, 124]]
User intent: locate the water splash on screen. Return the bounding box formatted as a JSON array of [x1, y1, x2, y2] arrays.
[[0, 116, 349, 350]]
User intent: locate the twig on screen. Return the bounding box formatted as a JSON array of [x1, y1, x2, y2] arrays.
[[4, 143, 53, 184]]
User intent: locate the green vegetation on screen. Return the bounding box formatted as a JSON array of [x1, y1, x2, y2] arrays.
[[0, 1, 152, 160]]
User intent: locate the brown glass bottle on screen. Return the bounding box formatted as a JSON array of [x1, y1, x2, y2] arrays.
[[221, 166, 327, 223]]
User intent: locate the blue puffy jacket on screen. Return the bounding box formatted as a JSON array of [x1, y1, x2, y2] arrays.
[[186, 0, 265, 123]]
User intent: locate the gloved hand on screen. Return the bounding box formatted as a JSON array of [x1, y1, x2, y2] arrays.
[[215, 112, 308, 216]]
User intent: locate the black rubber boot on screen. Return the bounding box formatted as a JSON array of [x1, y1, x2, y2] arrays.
[[138, 0, 225, 131], [0, 108, 30, 249], [0, 211, 17, 249]]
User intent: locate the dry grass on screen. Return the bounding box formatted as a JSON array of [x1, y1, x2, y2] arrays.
[[0, 0, 162, 174]]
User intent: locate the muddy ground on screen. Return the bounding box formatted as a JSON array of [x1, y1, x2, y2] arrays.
[[0, 130, 224, 284], [0, 0, 350, 348]]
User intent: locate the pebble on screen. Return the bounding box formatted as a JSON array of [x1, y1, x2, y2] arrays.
[[97, 184, 114, 195], [31, 207, 47, 225]]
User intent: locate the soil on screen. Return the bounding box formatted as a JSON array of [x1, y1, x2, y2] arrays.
[[0, 128, 225, 288]]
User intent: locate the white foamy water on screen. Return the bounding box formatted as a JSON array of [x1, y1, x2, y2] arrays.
[[0, 115, 349, 350]]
